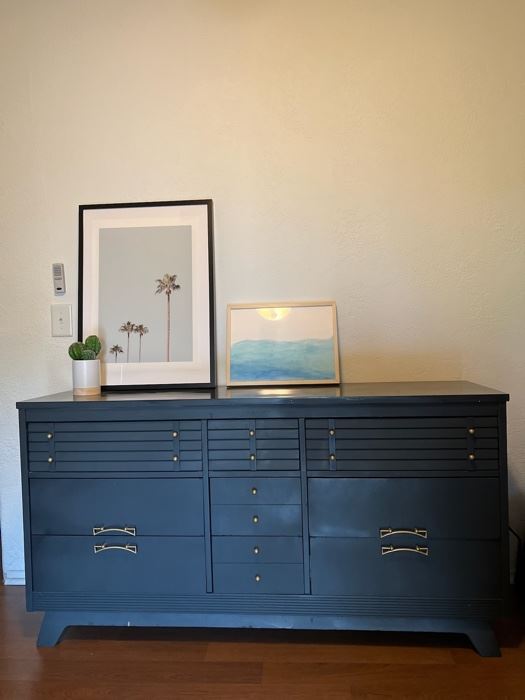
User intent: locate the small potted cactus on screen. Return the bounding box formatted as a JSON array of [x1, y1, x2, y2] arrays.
[[68, 335, 102, 396]]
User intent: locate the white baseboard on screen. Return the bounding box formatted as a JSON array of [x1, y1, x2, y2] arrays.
[[3, 570, 25, 585]]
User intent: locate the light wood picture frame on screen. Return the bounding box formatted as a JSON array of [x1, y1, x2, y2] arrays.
[[227, 301, 340, 387]]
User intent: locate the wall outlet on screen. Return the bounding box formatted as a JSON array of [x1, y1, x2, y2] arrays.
[[51, 304, 73, 337]]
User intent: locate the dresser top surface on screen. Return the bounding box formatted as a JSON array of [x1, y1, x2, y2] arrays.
[[17, 381, 508, 408]]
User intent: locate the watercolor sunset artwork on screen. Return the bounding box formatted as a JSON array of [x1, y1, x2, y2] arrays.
[[227, 302, 340, 386]]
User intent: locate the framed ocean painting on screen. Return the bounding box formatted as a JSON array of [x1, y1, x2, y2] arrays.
[[226, 301, 340, 387], [79, 200, 215, 390]]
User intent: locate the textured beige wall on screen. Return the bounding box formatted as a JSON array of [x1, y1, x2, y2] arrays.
[[1, 0, 524, 581]]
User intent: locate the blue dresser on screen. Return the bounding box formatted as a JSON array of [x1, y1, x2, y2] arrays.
[[17, 381, 509, 655]]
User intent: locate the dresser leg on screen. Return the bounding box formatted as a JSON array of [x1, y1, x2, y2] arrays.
[[466, 624, 501, 657], [37, 612, 70, 647]]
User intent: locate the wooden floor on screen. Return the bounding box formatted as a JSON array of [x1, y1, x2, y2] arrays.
[[1, 587, 525, 699]]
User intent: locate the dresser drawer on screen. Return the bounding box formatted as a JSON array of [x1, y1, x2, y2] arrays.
[[210, 477, 301, 505], [32, 536, 206, 594], [306, 417, 498, 471], [212, 536, 303, 563], [208, 419, 299, 470], [28, 420, 203, 472], [211, 505, 302, 535], [310, 538, 501, 597], [213, 563, 304, 593], [309, 478, 500, 539], [30, 478, 204, 536]]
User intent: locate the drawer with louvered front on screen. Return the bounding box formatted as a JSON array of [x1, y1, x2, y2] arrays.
[[306, 417, 499, 471], [208, 419, 300, 470], [27, 420, 203, 472]]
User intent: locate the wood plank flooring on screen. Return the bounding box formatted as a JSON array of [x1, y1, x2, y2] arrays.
[[1, 586, 524, 699]]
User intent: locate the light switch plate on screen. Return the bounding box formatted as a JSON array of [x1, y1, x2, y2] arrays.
[[51, 304, 73, 337]]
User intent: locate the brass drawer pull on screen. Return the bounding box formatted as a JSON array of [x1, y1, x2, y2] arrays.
[[252, 515, 259, 524], [94, 543, 137, 555], [381, 545, 429, 557], [380, 528, 428, 539], [251, 487, 257, 495], [92, 526, 137, 537], [468, 427, 476, 435], [468, 453, 476, 461]]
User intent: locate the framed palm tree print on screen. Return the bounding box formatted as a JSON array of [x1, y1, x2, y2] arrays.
[[79, 200, 215, 390]]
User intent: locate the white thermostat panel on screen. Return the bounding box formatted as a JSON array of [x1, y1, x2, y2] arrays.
[[52, 263, 66, 295]]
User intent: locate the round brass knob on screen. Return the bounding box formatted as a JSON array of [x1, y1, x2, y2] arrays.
[[249, 430, 255, 437], [47, 457, 53, 463], [252, 515, 259, 524], [253, 546, 260, 555], [329, 429, 335, 436], [250, 454, 256, 461], [172, 431, 178, 438], [173, 455, 179, 462], [468, 427, 475, 435], [329, 454, 336, 461], [255, 574, 261, 583], [47, 433, 53, 440], [468, 453, 476, 461], [251, 487, 257, 495]]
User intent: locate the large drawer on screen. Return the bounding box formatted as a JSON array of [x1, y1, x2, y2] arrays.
[[310, 538, 501, 597], [210, 477, 301, 505], [308, 478, 500, 539], [213, 563, 304, 594], [212, 536, 303, 563], [306, 417, 498, 471], [30, 478, 204, 536], [28, 420, 203, 472], [211, 505, 302, 535], [32, 536, 206, 594], [208, 419, 299, 470]]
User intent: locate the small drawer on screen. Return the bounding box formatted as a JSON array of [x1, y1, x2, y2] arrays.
[[210, 477, 301, 505], [310, 538, 501, 598], [32, 536, 206, 594], [30, 478, 204, 536], [211, 505, 302, 535], [27, 420, 203, 472], [308, 477, 500, 540], [208, 419, 299, 471], [212, 536, 303, 563], [213, 563, 304, 594]]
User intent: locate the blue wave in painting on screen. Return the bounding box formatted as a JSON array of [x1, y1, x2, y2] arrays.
[[230, 339, 336, 381]]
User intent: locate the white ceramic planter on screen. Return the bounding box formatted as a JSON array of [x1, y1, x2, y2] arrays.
[[72, 359, 101, 396]]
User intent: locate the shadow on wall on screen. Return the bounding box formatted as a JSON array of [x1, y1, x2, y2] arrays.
[[339, 351, 463, 383]]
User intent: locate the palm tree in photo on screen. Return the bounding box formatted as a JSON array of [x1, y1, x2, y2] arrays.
[[133, 324, 149, 362], [119, 321, 136, 362], [109, 344, 124, 363], [155, 274, 181, 361]]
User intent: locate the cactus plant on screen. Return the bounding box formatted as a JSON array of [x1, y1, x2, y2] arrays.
[[68, 335, 102, 361], [84, 335, 102, 356]]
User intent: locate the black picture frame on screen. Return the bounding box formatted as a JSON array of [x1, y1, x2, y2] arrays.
[[78, 199, 216, 391]]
